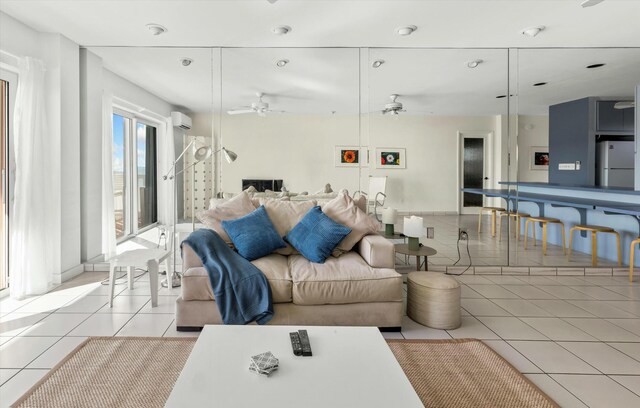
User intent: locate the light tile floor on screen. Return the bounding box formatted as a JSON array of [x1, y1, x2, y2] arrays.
[[1, 270, 639, 407]]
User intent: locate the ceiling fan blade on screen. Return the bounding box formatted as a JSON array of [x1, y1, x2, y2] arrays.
[[613, 101, 635, 109], [227, 109, 255, 115], [581, 0, 605, 7]]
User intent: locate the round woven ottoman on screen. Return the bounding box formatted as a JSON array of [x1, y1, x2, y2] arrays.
[[407, 272, 461, 329]]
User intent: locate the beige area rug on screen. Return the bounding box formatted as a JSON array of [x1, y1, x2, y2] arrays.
[[14, 337, 558, 408], [12, 337, 196, 408], [387, 339, 559, 408]]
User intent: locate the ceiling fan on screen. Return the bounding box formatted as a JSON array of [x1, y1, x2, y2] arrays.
[[614, 101, 635, 109], [381, 94, 406, 115], [227, 93, 285, 117]]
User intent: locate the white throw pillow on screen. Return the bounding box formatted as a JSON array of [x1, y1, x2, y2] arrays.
[[262, 199, 316, 255], [196, 191, 257, 242], [322, 192, 381, 255]]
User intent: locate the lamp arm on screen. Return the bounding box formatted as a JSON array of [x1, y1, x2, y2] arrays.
[[163, 139, 195, 180], [172, 161, 197, 178]]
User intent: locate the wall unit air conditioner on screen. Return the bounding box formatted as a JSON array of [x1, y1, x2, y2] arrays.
[[171, 111, 192, 130]]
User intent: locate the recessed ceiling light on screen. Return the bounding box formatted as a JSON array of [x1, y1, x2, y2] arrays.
[[521, 25, 545, 37], [372, 59, 385, 68], [397, 25, 417, 36], [533, 82, 547, 86], [146, 23, 167, 36], [467, 59, 483, 68], [178, 58, 193, 67], [276, 59, 289, 67], [586, 63, 606, 69], [496, 95, 507, 99], [272, 25, 291, 35]]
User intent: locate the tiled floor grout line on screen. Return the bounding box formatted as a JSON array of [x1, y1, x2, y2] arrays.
[[608, 374, 640, 398], [545, 373, 592, 407], [559, 316, 640, 340]]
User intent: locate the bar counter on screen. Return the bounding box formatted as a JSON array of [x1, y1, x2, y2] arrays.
[[464, 182, 640, 265]]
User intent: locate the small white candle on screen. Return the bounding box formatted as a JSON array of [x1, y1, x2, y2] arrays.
[[382, 208, 397, 224], [404, 216, 424, 238]]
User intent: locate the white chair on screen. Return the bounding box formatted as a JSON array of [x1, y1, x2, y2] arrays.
[[354, 176, 387, 221]]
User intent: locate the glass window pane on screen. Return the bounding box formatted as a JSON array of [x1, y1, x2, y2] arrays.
[[137, 123, 157, 229], [112, 114, 127, 239]]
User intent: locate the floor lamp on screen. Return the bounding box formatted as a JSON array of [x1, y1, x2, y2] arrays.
[[161, 142, 237, 288]]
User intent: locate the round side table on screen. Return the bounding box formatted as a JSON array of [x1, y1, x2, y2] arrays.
[[407, 272, 461, 329], [394, 244, 437, 271]]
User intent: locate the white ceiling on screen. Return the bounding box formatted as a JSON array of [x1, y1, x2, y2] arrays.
[[2, 0, 640, 48], [3, 1, 640, 115]]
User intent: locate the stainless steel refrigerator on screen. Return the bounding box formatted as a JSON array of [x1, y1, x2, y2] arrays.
[[596, 141, 635, 187]]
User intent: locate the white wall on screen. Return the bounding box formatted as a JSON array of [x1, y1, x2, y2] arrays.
[[220, 114, 361, 196], [517, 115, 550, 183], [105, 70, 174, 118], [368, 114, 499, 212], [214, 113, 506, 213], [80, 49, 104, 262], [0, 11, 39, 64]]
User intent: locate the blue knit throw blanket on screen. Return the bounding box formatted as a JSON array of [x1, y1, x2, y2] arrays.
[[181, 229, 273, 325]]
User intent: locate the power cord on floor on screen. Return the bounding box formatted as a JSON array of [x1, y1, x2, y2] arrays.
[[100, 268, 148, 286], [447, 231, 472, 276]]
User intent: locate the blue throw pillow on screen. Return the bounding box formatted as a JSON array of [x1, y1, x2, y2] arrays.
[[221, 206, 286, 261], [286, 206, 352, 263]]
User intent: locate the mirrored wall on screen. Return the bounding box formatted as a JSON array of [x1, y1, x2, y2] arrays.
[[87, 45, 639, 268]]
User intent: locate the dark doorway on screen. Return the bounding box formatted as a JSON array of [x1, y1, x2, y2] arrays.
[[463, 138, 484, 207]]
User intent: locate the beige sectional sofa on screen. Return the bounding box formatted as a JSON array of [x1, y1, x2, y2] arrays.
[[176, 193, 404, 331]]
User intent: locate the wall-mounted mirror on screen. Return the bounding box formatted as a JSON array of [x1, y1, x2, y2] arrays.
[[366, 48, 510, 269], [513, 48, 640, 268], [219, 47, 361, 198]]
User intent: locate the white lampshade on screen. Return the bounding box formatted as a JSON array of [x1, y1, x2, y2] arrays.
[[404, 216, 425, 238], [382, 208, 397, 224]]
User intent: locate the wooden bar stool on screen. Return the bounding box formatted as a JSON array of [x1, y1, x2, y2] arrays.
[[498, 211, 530, 241], [631, 238, 640, 282], [478, 207, 506, 237], [524, 216, 566, 255], [568, 225, 621, 267]]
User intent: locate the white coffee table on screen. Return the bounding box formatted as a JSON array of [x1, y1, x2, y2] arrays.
[[165, 325, 422, 408]]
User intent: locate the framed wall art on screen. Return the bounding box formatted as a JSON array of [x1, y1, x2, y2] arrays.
[[530, 146, 549, 170], [375, 148, 406, 169], [335, 146, 361, 167]]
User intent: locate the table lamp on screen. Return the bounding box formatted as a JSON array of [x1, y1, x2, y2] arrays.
[[381, 208, 398, 235], [404, 216, 426, 251]]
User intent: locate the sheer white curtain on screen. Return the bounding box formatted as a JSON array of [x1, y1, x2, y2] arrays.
[[10, 57, 60, 298], [101, 92, 116, 260]]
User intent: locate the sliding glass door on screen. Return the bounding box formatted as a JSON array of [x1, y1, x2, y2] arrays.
[[136, 122, 157, 230], [112, 111, 157, 241]]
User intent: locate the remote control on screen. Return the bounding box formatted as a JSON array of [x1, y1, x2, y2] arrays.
[[289, 332, 302, 356], [298, 329, 312, 357]]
